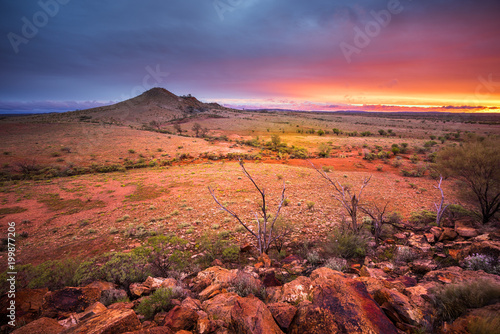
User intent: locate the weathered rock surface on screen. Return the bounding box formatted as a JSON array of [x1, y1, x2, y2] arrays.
[[288, 268, 399, 334], [267, 302, 297, 330], [231, 295, 284, 334], [12, 317, 64, 334], [267, 276, 312, 304], [423, 266, 500, 284], [161, 306, 199, 332], [62, 308, 142, 333], [42, 287, 101, 318]]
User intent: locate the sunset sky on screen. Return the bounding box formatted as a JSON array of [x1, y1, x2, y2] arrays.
[[1, 0, 499, 113]]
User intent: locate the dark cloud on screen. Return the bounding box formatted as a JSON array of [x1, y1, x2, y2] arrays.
[[0, 0, 499, 111]]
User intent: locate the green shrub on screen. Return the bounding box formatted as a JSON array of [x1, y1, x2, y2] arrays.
[[463, 254, 500, 275], [15, 259, 79, 291], [306, 201, 315, 210], [136, 287, 185, 319], [222, 244, 240, 262], [147, 235, 189, 275], [410, 210, 437, 225], [430, 279, 500, 322], [324, 228, 367, 259], [318, 143, 331, 157]]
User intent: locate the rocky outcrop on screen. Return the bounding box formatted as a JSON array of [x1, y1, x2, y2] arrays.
[[62, 308, 142, 333], [231, 295, 284, 334], [267, 302, 297, 331], [288, 268, 399, 334], [11, 317, 64, 334], [161, 306, 199, 332], [42, 287, 101, 318]]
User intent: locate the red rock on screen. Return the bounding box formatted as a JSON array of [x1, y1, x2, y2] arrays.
[[84, 281, 116, 292], [424, 232, 435, 243], [281, 255, 302, 264], [160, 278, 178, 290], [108, 302, 135, 310], [62, 308, 141, 333], [456, 226, 478, 238], [129, 283, 151, 297], [374, 288, 427, 330], [288, 268, 399, 334], [267, 302, 297, 330], [258, 253, 272, 268], [194, 267, 238, 286], [262, 271, 282, 288], [439, 227, 458, 241], [202, 293, 239, 325], [162, 306, 199, 331], [267, 276, 312, 304], [240, 243, 253, 252], [231, 295, 284, 334], [430, 227, 443, 240], [42, 287, 101, 318], [198, 284, 223, 301], [11, 317, 63, 334]]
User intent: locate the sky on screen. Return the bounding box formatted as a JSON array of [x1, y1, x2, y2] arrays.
[[1, 0, 499, 114]]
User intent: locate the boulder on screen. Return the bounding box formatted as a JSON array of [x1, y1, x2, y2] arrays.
[[409, 259, 438, 274], [61, 308, 141, 333], [374, 288, 427, 331], [267, 276, 311, 304], [198, 284, 223, 301], [430, 227, 443, 240], [84, 281, 116, 292], [0, 288, 48, 326], [108, 302, 135, 310], [59, 302, 107, 330], [12, 317, 64, 334], [231, 295, 283, 334], [456, 226, 478, 238], [359, 266, 389, 279], [470, 240, 500, 258], [440, 302, 500, 334], [160, 278, 179, 290], [161, 306, 199, 332], [267, 302, 297, 330], [424, 233, 435, 244], [423, 266, 500, 285], [202, 293, 239, 325], [129, 283, 151, 297], [195, 267, 238, 286], [262, 271, 282, 288], [438, 228, 458, 242], [288, 268, 399, 334], [42, 287, 101, 318]]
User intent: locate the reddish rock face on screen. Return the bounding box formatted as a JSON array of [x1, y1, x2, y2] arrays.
[[63, 308, 142, 333], [231, 295, 284, 334], [11, 317, 64, 334], [267, 302, 297, 330], [288, 268, 399, 334], [41, 287, 101, 318], [162, 305, 199, 332]]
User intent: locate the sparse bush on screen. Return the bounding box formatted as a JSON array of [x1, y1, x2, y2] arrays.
[[463, 254, 500, 275], [128, 149, 135, 154], [22, 259, 79, 291], [318, 143, 331, 157], [317, 129, 325, 136], [324, 257, 348, 272], [324, 228, 367, 259], [395, 246, 418, 263], [376, 165, 383, 171], [147, 235, 189, 276], [136, 287, 185, 319], [306, 250, 323, 265], [306, 201, 315, 210], [102, 250, 151, 287], [430, 279, 500, 323], [222, 244, 240, 262], [228, 273, 266, 300]]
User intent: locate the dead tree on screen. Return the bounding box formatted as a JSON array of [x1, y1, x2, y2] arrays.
[[208, 161, 287, 255], [434, 176, 449, 226], [360, 202, 389, 245], [310, 161, 371, 232]]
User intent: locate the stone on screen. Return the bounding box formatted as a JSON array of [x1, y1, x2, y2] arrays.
[[430, 227, 443, 240], [258, 253, 272, 268], [456, 226, 478, 238], [194, 267, 238, 286], [198, 284, 223, 301], [202, 292, 239, 325], [143, 277, 166, 290], [374, 288, 427, 330], [424, 232, 435, 243], [267, 276, 312, 304], [410, 259, 438, 274], [470, 240, 500, 258], [62, 308, 141, 333], [42, 287, 101, 318], [12, 317, 64, 334], [59, 302, 107, 330], [160, 278, 179, 290], [162, 306, 199, 332], [108, 302, 135, 310], [267, 302, 297, 330], [288, 268, 399, 334], [423, 266, 500, 285], [359, 266, 389, 279], [262, 271, 282, 288], [0, 288, 48, 326], [84, 281, 116, 292], [231, 295, 284, 334], [129, 283, 151, 297], [438, 227, 458, 241]]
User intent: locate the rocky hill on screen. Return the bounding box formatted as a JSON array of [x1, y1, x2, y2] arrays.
[[7, 88, 232, 126]]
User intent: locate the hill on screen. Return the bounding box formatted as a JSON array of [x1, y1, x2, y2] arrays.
[[7, 87, 232, 126]]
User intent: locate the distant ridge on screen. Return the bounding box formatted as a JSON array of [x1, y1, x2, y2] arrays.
[[12, 87, 231, 125]]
